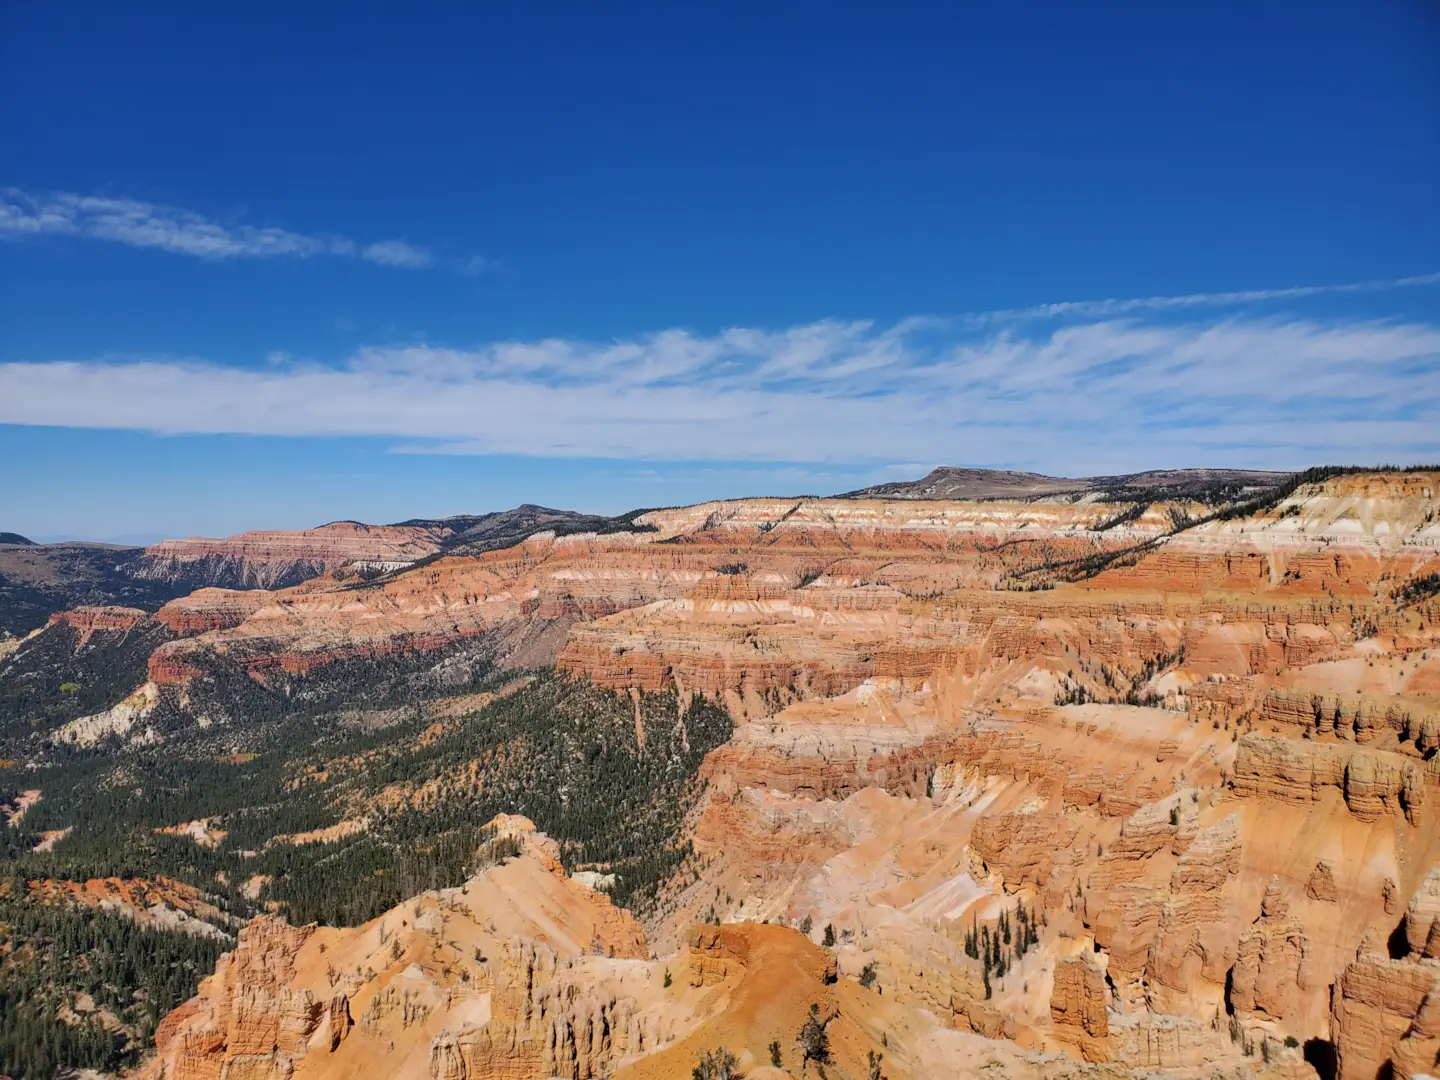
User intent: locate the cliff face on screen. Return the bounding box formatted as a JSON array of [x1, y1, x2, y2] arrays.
[[105, 473, 1440, 709], [0, 508, 655, 636], [136, 520, 452, 590], [1330, 869, 1440, 1080], [1232, 735, 1426, 824], [47, 604, 153, 636]]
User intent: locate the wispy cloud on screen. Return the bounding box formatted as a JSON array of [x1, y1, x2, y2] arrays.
[[0, 190, 341, 259], [2, 300, 1437, 472], [0, 188, 456, 270], [969, 272, 1440, 324], [360, 240, 434, 269]]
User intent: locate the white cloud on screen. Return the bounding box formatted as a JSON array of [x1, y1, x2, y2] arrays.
[[0, 188, 442, 269], [361, 240, 434, 269], [970, 272, 1440, 325], [1, 312, 1436, 473]]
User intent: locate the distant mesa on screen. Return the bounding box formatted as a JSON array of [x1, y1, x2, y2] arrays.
[[844, 464, 1294, 501], [0, 504, 657, 637]]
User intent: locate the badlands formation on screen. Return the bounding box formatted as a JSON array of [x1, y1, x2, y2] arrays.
[[21, 469, 1440, 1080], [0, 503, 633, 637], [134, 504, 630, 592], [138, 520, 450, 589]]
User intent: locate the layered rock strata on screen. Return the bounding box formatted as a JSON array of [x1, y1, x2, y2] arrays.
[[114, 470, 1440, 1079]]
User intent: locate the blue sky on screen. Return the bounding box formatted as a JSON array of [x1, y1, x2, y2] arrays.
[[2, 1, 1438, 541]]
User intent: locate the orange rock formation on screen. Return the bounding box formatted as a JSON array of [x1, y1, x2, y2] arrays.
[[137, 520, 450, 590], [122, 470, 1440, 1080]]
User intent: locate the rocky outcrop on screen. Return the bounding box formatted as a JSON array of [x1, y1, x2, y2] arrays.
[[1108, 1013, 1239, 1072], [1231, 736, 1424, 824], [1144, 816, 1243, 1007], [700, 697, 960, 802], [1306, 861, 1338, 903], [145, 639, 210, 686], [154, 588, 274, 634], [144, 917, 331, 1079], [1331, 950, 1440, 1080], [137, 874, 913, 1080], [1406, 868, 1440, 955], [1330, 867, 1440, 1080], [1084, 814, 1241, 1009], [1051, 955, 1110, 1055], [52, 680, 159, 746], [971, 809, 1079, 889], [1230, 878, 1310, 1020], [47, 605, 151, 636], [135, 818, 652, 1080], [425, 936, 673, 1080], [1260, 688, 1440, 748]]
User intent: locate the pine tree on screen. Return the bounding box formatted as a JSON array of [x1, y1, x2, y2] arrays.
[[800, 1004, 831, 1069], [693, 1047, 741, 1080]]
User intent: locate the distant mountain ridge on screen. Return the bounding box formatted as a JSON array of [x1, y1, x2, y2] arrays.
[[0, 467, 1378, 636], [389, 503, 656, 559], [844, 465, 1294, 502], [0, 505, 654, 636]]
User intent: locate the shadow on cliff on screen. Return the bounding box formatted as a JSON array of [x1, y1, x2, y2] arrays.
[[1304, 1036, 1337, 1080], [1387, 915, 1411, 960]]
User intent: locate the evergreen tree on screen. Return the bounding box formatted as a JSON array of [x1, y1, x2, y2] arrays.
[[799, 1004, 831, 1070]]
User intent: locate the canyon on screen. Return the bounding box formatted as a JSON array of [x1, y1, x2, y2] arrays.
[[2, 466, 1438, 1080]]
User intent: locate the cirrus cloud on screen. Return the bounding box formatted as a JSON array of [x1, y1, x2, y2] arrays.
[[1, 304, 1436, 474], [0, 188, 458, 271]]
